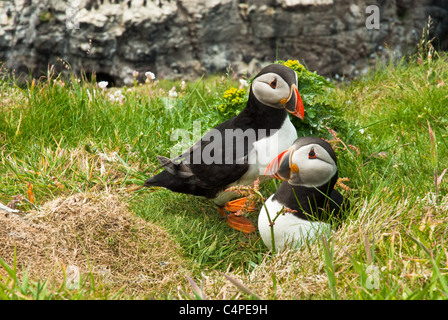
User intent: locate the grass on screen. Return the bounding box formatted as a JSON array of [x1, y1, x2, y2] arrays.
[[1, 42, 448, 299]]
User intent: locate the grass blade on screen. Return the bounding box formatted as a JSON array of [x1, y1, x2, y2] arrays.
[[220, 272, 261, 300], [186, 275, 207, 300], [322, 236, 338, 299]]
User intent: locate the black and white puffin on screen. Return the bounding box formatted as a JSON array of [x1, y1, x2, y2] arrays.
[[258, 136, 349, 251], [144, 64, 305, 233]]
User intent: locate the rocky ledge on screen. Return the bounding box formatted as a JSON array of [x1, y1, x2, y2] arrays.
[[0, 0, 446, 85]]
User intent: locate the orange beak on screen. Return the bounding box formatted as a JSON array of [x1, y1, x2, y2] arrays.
[[264, 147, 295, 181], [284, 84, 305, 120]]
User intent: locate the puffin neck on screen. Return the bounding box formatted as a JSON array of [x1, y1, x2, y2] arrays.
[[240, 90, 288, 131], [272, 174, 338, 221]]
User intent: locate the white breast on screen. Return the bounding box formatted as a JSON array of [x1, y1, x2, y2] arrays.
[[213, 117, 297, 205], [258, 194, 331, 251]]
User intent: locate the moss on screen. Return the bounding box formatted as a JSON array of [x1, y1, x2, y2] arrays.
[[39, 11, 53, 23]]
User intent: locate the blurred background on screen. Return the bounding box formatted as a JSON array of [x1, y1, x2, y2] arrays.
[[1, 0, 447, 86]]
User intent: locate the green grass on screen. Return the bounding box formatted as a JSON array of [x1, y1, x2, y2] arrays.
[[1, 44, 448, 299], [133, 189, 267, 271]]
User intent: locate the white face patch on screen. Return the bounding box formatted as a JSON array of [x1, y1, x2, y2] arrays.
[[289, 144, 337, 188], [251, 72, 291, 109]]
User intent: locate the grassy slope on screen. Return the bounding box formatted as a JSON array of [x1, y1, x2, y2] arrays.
[[1, 51, 448, 299]]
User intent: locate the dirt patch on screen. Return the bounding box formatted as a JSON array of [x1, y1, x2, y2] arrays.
[[0, 192, 188, 298]]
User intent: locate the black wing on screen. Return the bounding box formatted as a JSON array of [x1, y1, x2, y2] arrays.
[[145, 115, 266, 197], [166, 117, 254, 189]]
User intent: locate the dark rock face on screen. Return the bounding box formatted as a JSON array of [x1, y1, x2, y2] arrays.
[[0, 0, 445, 85]]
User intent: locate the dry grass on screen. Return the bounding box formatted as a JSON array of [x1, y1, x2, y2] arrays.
[[197, 193, 448, 299], [0, 192, 189, 298], [4, 190, 446, 299]]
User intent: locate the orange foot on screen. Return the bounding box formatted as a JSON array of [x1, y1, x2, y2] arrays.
[[217, 197, 257, 234], [225, 213, 257, 233], [224, 197, 257, 213]]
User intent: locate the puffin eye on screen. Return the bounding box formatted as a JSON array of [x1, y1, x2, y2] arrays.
[[308, 148, 317, 159], [269, 79, 277, 89]]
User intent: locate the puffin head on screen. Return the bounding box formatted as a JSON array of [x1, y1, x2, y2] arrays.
[[264, 137, 338, 188], [250, 64, 305, 120]]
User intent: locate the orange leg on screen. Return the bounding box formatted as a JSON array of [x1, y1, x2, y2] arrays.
[[217, 206, 227, 218]]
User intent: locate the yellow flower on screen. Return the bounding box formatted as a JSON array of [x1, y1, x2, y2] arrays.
[[237, 89, 245, 96], [284, 60, 305, 72]]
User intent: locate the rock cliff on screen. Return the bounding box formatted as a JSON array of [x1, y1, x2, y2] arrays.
[[0, 0, 446, 85]]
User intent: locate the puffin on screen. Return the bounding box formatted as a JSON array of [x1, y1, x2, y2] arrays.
[[258, 136, 349, 251], [144, 64, 305, 233]]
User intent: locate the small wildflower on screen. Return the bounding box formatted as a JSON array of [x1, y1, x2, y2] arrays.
[[239, 78, 249, 89], [218, 87, 247, 117], [181, 80, 186, 91], [108, 90, 125, 104], [169, 86, 178, 98], [132, 71, 139, 87], [98, 81, 108, 90], [145, 71, 155, 81], [107, 93, 115, 102], [283, 60, 305, 73]]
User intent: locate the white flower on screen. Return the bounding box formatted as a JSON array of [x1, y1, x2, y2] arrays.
[[115, 91, 125, 104], [181, 80, 186, 90], [98, 81, 108, 89], [239, 79, 249, 88], [169, 86, 178, 98], [133, 70, 139, 78], [145, 71, 155, 80], [107, 93, 115, 102], [107, 90, 125, 104]]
